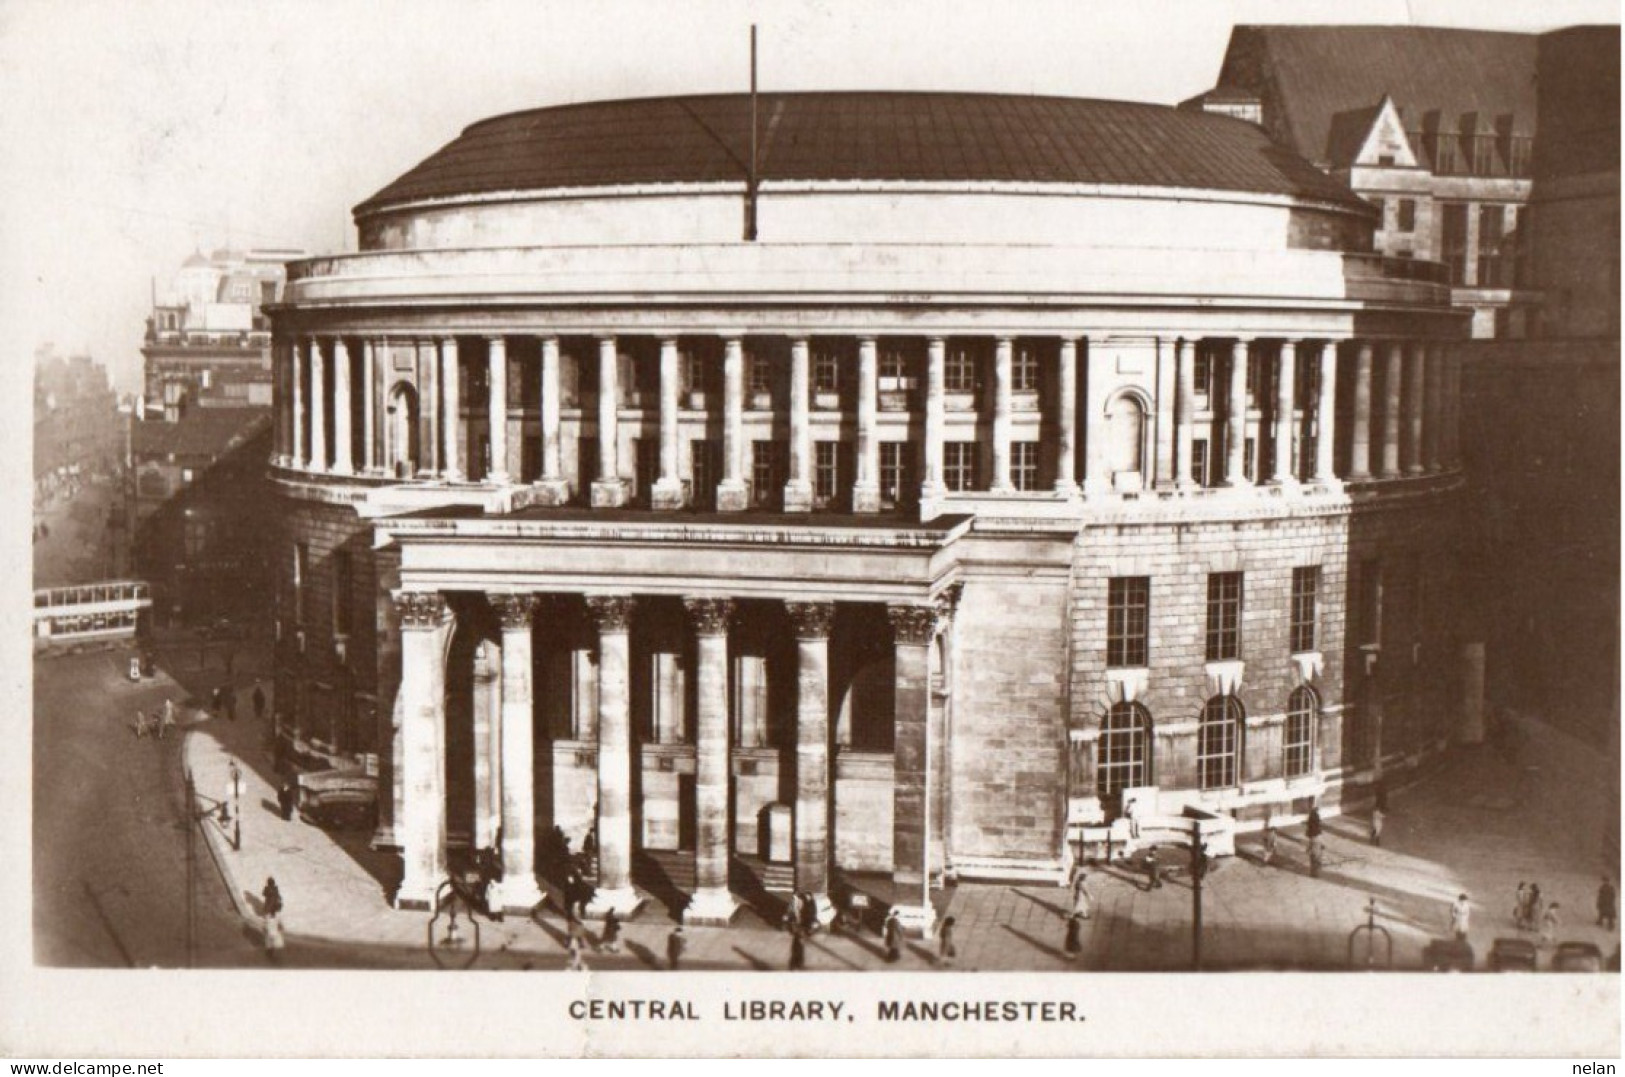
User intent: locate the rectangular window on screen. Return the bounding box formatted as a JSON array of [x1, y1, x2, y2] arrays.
[[812, 347, 840, 394], [1106, 576, 1150, 668], [1194, 352, 1212, 408], [1012, 342, 1041, 392], [1478, 204, 1507, 287], [1369, 196, 1386, 228], [1471, 134, 1495, 176], [1011, 441, 1040, 491], [1290, 566, 1320, 653], [1441, 202, 1470, 285], [944, 442, 978, 492], [945, 343, 980, 393], [1245, 351, 1264, 407], [748, 354, 773, 396], [650, 652, 686, 744], [813, 441, 839, 505], [689, 438, 716, 509], [1396, 198, 1416, 233], [332, 550, 353, 636], [751, 440, 784, 508], [878, 343, 910, 383], [1283, 697, 1314, 778], [1205, 571, 1243, 661], [1192, 437, 1210, 488], [879, 442, 913, 508], [1433, 132, 1460, 175]]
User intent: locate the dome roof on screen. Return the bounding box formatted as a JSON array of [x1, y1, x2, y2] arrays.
[[357, 91, 1368, 215]]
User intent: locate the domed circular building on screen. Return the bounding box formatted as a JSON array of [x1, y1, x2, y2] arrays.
[[270, 91, 1467, 926]]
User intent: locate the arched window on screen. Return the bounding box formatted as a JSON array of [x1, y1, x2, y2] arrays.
[[1198, 695, 1243, 790], [1097, 701, 1152, 798], [387, 382, 420, 478], [1284, 686, 1317, 778], [1104, 393, 1146, 477]]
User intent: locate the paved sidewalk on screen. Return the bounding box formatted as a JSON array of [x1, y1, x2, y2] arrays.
[[183, 682, 1621, 972]]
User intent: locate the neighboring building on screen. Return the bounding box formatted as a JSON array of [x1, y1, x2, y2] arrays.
[[33, 346, 120, 504], [270, 91, 1468, 925], [1190, 26, 1541, 338], [1459, 26, 1620, 750], [131, 248, 299, 624], [141, 247, 301, 419]]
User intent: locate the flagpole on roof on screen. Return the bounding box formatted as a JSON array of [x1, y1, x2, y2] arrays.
[[746, 24, 759, 242]]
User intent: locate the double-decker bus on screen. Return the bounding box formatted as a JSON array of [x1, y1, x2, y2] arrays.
[[33, 580, 152, 649]]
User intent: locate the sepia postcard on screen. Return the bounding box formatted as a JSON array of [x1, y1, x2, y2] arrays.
[[2, 0, 1619, 1060]]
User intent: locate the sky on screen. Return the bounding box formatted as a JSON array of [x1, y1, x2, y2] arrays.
[[1, 0, 1617, 394]]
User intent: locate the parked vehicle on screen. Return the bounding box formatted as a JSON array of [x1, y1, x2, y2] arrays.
[[1488, 937, 1538, 971], [1422, 938, 1475, 972], [297, 767, 379, 831], [1551, 941, 1604, 972]]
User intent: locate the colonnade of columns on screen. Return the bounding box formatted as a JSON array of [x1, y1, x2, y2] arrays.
[[276, 332, 1464, 505], [390, 587, 954, 927]]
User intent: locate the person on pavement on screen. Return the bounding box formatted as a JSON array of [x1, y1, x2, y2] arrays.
[[1527, 883, 1545, 932], [1124, 796, 1141, 840], [262, 876, 285, 958], [666, 925, 686, 970], [789, 926, 806, 971], [1369, 806, 1384, 847], [1071, 871, 1094, 919], [1514, 882, 1530, 929], [1540, 901, 1561, 946], [1449, 893, 1471, 941], [1064, 912, 1084, 962], [252, 681, 266, 721], [883, 909, 903, 963], [1597, 878, 1617, 931], [1261, 824, 1277, 868], [938, 916, 958, 968], [1144, 846, 1163, 890], [599, 909, 622, 954]]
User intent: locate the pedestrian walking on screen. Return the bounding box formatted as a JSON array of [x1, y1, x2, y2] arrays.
[[1260, 824, 1277, 868], [1528, 883, 1545, 932], [1064, 912, 1084, 962], [938, 916, 957, 968], [788, 927, 806, 971], [783, 890, 803, 932], [1449, 893, 1471, 941], [666, 925, 686, 970], [1071, 872, 1094, 920], [277, 779, 298, 821], [211, 686, 224, 718], [1124, 796, 1141, 840], [132, 709, 148, 738], [262, 876, 285, 957], [566, 911, 588, 953], [1307, 835, 1324, 878], [799, 890, 820, 936], [1144, 846, 1163, 890], [161, 698, 176, 736], [1540, 901, 1561, 946], [1306, 805, 1323, 840], [1514, 882, 1530, 929], [1598, 878, 1617, 931], [252, 681, 266, 721], [1369, 807, 1384, 847], [600, 909, 622, 953], [883, 909, 903, 963]]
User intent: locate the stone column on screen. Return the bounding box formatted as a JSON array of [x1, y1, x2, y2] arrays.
[[888, 603, 937, 935], [1315, 342, 1338, 483], [422, 339, 440, 476], [393, 591, 452, 910], [652, 338, 684, 510], [1404, 341, 1426, 475], [1174, 338, 1196, 488], [853, 337, 881, 511], [1350, 341, 1374, 480], [471, 640, 499, 850], [1153, 336, 1176, 489], [787, 601, 834, 902], [487, 336, 509, 485], [490, 594, 544, 912], [332, 338, 354, 475], [591, 337, 628, 507], [1380, 341, 1403, 478], [309, 337, 328, 472], [1057, 337, 1079, 492], [1423, 341, 1444, 472], [717, 336, 748, 511], [921, 337, 947, 501], [536, 336, 568, 503], [683, 597, 738, 924], [784, 338, 813, 511], [1082, 337, 1111, 497], [585, 595, 641, 917], [291, 337, 307, 469], [989, 336, 1014, 492], [361, 340, 377, 473], [1224, 338, 1249, 486], [1272, 339, 1297, 484], [429, 338, 455, 481]]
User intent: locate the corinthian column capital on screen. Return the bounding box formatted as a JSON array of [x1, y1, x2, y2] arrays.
[[683, 597, 736, 637], [785, 600, 835, 641], [585, 594, 636, 633], [887, 603, 939, 646], [490, 593, 539, 631], [392, 590, 450, 629]]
